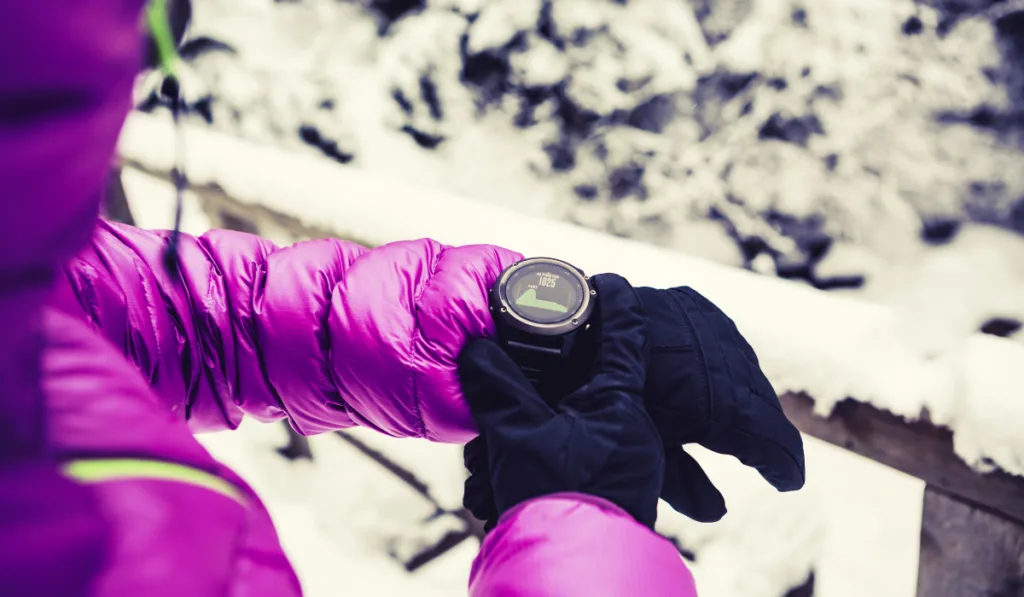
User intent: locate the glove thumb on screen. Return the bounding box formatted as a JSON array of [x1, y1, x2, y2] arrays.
[[458, 338, 555, 434]]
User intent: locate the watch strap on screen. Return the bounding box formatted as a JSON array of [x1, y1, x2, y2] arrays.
[[498, 327, 566, 383]]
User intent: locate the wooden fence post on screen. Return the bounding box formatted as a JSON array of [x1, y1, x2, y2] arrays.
[[917, 486, 1024, 597]]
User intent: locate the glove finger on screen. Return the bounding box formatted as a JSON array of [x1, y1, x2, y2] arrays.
[[463, 435, 489, 475], [660, 445, 727, 523], [458, 338, 556, 435], [463, 472, 498, 525], [671, 287, 805, 492], [701, 395, 806, 492], [462, 437, 498, 524], [588, 273, 647, 403]]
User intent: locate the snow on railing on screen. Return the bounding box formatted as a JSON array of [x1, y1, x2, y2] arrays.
[[119, 110, 1024, 479]]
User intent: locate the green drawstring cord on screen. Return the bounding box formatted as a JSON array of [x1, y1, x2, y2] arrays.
[[146, 0, 186, 276], [146, 0, 179, 76]]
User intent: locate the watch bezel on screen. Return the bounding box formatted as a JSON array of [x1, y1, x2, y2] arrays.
[[491, 257, 595, 337]]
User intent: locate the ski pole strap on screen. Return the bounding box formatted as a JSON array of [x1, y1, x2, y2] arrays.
[[143, 0, 188, 275], [162, 79, 187, 277]]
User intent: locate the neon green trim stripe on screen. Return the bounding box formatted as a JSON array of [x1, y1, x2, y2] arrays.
[[146, 0, 181, 75], [64, 459, 245, 506]]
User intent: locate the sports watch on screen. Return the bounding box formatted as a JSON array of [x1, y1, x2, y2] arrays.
[[489, 257, 597, 387]]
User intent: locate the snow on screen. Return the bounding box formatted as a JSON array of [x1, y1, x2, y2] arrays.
[[169, 0, 572, 221], [656, 441, 923, 597], [855, 225, 1024, 352], [465, 0, 542, 55], [157, 0, 766, 266], [195, 422, 474, 597], [121, 167, 214, 234], [120, 110, 1024, 478]]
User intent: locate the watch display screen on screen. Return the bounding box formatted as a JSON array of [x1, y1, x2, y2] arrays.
[[505, 261, 585, 324]]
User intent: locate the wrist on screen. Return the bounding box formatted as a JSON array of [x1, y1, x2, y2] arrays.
[[496, 491, 655, 531]]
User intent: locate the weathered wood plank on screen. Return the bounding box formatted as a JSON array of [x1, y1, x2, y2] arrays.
[[779, 392, 1024, 526], [916, 486, 1024, 597]]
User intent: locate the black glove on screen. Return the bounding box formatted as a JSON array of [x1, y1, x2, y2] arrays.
[[458, 274, 664, 529], [464, 279, 806, 528], [637, 286, 805, 522]]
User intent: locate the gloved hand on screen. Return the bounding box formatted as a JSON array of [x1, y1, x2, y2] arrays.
[[464, 278, 805, 528], [636, 286, 805, 522], [458, 274, 664, 530]]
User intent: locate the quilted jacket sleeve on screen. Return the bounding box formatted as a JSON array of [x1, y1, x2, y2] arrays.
[[469, 494, 698, 597], [56, 219, 523, 442]]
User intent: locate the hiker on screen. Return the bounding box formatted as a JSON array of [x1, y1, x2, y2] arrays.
[[2, 1, 694, 595]]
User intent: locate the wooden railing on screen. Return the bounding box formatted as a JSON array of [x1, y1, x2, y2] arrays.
[[106, 163, 1024, 596]]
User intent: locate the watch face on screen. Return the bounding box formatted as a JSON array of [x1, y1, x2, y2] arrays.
[[505, 261, 585, 324]]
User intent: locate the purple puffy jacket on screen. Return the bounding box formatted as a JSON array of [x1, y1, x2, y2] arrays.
[[0, 2, 696, 596]]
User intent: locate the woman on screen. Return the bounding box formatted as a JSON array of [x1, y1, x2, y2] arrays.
[[0, 1, 695, 595]]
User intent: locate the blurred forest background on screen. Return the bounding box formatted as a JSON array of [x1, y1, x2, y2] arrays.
[[144, 0, 1024, 294]]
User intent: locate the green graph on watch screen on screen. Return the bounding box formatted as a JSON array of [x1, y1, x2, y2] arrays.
[[514, 288, 568, 313]]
